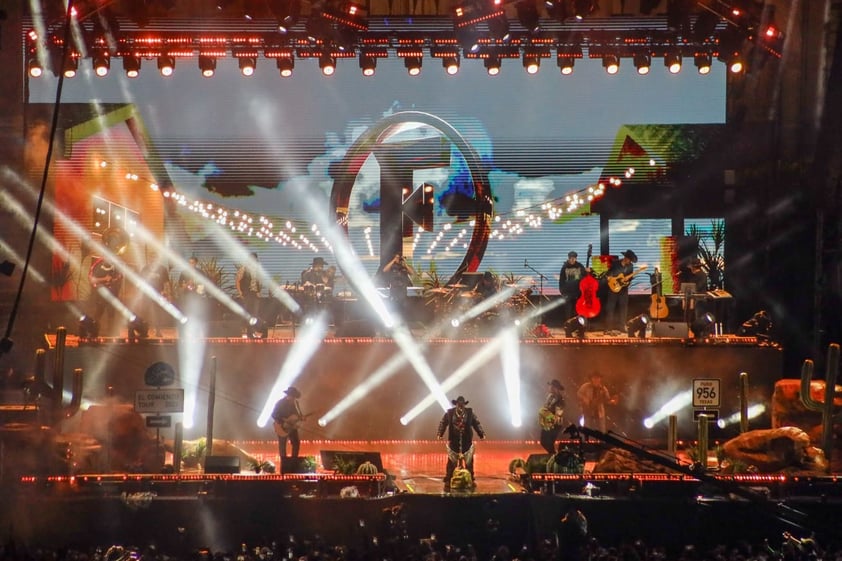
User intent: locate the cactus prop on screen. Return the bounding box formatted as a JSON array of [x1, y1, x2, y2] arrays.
[[32, 327, 84, 425], [799, 343, 841, 462]]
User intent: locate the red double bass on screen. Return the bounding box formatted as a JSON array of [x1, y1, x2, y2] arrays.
[[575, 244, 601, 318]]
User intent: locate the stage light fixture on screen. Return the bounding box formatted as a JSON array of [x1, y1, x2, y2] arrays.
[[563, 315, 586, 338], [238, 56, 257, 76], [602, 54, 619, 75], [122, 55, 141, 78], [359, 53, 377, 76], [557, 56, 574, 75], [78, 315, 99, 339], [572, 0, 596, 20], [128, 316, 149, 340], [727, 54, 744, 74], [276, 56, 294, 77], [319, 52, 336, 76], [487, 15, 510, 41], [404, 56, 422, 76], [28, 58, 43, 78], [516, 0, 540, 33], [199, 55, 217, 77], [442, 55, 459, 75], [694, 52, 712, 75], [626, 313, 649, 339], [92, 52, 110, 77], [484, 54, 501, 75], [271, 0, 301, 33], [522, 52, 540, 74], [690, 312, 716, 339], [157, 55, 175, 76], [737, 310, 772, 339], [633, 52, 651, 75], [63, 55, 78, 78], [664, 52, 682, 74], [0, 260, 15, 276]]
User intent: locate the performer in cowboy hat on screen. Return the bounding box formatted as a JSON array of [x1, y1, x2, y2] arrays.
[[436, 395, 486, 490]]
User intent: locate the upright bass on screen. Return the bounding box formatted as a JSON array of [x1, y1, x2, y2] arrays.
[[575, 244, 601, 318]]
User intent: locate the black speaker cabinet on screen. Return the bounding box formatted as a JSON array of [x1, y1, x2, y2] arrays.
[[526, 453, 553, 474], [319, 450, 384, 473], [281, 457, 316, 474], [652, 321, 690, 338], [335, 319, 376, 338], [204, 455, 241, 474]]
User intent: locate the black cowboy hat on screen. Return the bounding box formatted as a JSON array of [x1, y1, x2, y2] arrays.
[[312, 257, 325, 266], [568, 251, 578, 258], [451, 396, 469, 405], [549, 379, 564, 390], [285, 386, 302, 398], [622, 250, 638, 263]]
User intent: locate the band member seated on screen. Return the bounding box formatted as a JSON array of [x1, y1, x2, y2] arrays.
[[475, 271, 499, 300], [436, 395, 486, 490], [237, 252, 263, 335], [301, 257, 334, 313], [380, 253, 415, 315], [539, 379, 566, 454], [271, 386, 304, 459], [88, 255, 124, 337]]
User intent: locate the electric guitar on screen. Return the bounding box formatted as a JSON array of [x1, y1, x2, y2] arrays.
[[649, 268, 668, 319], [606, 265, 648, 293], [273, 412, 312, 437]]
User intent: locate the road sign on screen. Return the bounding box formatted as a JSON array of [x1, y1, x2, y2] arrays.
[[144, 361, 176, 387], [135, 388, 184, 413], [146, 415, 172, 428], [693, 409, 719, 422], [692, 378, 721, 408]]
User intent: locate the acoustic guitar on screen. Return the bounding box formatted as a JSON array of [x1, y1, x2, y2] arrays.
[[649, 268, 668, 319], [575, 245, 601, 318], [606, 265, 648, 293], [273, 412, 311, 437]]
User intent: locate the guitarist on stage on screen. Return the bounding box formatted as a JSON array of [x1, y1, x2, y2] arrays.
[[272, 386, 304, 459], [602, 250, 638, 336], [538, 380, 566, 454]]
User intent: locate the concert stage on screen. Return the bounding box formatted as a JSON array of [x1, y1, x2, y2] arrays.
[[3, 439, 842, 555], [53, 331, 783, 444]]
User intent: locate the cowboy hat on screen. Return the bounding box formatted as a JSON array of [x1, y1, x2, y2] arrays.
[[548, 380, 564, 390], [451, 396, 469, 405], [284, 386, 302, 398], [621, 250, 638, 263]]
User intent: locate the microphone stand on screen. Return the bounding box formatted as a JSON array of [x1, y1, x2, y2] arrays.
[[523, 260, 551, 301]]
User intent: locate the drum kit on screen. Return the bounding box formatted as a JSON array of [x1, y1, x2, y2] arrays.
[[423, 281, 535, 333]]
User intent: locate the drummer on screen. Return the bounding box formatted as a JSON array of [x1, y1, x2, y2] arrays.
[[475, 271, 499, 300], [301, 257, 330, 286]]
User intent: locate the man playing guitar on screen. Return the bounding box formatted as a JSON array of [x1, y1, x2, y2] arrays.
[[271, 387, 304, 459], [538, 379, 566, 454], [602, 249, 639, 336]]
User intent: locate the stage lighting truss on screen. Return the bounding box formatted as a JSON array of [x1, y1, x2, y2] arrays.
[[22, 9, 777, 79]]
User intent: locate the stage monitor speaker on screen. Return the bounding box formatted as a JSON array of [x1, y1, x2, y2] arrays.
[[335, 319, 376, 338], [526, 453, 553, 474], [652, 321, 690, 338], [204, 455, 241, 474], [320, 450, 384, 473], [281, 457, 316, 475]]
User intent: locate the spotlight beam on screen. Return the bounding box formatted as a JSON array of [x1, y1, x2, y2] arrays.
[[400, 329, 509, 425], [257, 312, 330, 427]]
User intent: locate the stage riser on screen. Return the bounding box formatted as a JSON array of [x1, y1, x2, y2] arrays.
[[63, 340, 782, 442]]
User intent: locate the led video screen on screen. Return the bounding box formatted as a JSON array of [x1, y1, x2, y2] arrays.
[[25, 54, 727, 304]]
